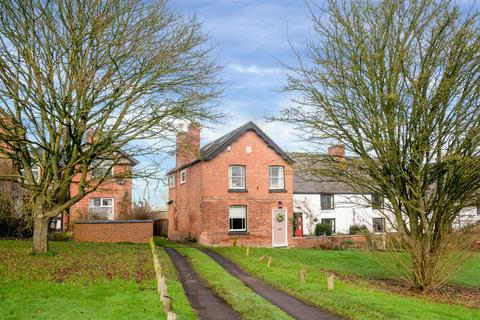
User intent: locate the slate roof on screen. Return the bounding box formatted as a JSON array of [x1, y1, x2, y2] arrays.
[[290, 152, 365, 194], [167, 121, 293, 175]]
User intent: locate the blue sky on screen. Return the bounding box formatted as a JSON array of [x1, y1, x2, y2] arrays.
[[133, 0, 313, 207], [172, 0, 312, 146]]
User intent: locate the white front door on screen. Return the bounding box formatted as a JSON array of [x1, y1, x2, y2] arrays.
[[272, 208, 288, 247]]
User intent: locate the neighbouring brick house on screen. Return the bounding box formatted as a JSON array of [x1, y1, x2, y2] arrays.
[[167, 121, 294, 247], [65, 154, 139, 231]]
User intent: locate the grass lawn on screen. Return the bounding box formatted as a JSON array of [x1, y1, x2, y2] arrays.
[[0, 240, 163, 320], [154, 238, 293, 320], [214, 246, 480, 320]]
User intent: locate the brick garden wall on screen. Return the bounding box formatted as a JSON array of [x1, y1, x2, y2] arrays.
[[290, 235, 368, 249], [74, 220, 153, 243]]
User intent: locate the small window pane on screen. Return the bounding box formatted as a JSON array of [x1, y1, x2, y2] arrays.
[[321, 194, 334, 210], [229, 166, 245, 189], [229, 206, 246, 231], [102, 199, 112, 206], [269, 166, 284, 189]]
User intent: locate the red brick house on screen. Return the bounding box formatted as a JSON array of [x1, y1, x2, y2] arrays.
[[167, 121, 294, 247], [65, 155, 139, 230]]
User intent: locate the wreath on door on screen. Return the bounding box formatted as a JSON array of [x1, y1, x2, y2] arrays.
[[275, 213, 285, 222]]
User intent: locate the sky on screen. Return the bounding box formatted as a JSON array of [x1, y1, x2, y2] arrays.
[[133, 0, 314, 207]]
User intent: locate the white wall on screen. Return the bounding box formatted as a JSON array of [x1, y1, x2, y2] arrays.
[[294, 193, 388, 235], [294, 194, 480, 235], [454, 206, 480, 229]]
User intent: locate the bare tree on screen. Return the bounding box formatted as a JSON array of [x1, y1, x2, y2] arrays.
[[278, 0, 480, 291], [0, 0, 221, 253]]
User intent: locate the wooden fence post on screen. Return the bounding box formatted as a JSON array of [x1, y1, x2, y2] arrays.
[[327, 274, 334, 290], [300, 269, 306, 284]]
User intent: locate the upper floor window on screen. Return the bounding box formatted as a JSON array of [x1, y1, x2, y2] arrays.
[[180, 170, 187, 184], [269, 166, 285, 190], [89, 198, 114, 220], [20, 164, 40, 182], [229, 205, 247, 232], [372, 193, 384, 210], [321, 193, 334, 210], [91, 159, 114, 179], [168, 175, 176, 188], [228, 165, 245, 190], [477, 204, 480, 216]]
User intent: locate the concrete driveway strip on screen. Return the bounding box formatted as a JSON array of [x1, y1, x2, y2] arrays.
[[199, 248, 343, 320], [164, 248, 242, 320]]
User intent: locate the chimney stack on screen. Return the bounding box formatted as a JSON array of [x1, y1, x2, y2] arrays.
[[328, 144, 345, 161], [176, 122, 200, 168]]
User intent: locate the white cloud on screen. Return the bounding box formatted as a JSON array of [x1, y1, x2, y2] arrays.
[[228, 63, 282, 76]]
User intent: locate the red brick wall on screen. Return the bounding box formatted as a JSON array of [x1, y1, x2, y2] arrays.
[[168, 130, 294, 247], [67, 163, 133, 230], [290, 235, 368, 249], [74, 221, 152, 243]]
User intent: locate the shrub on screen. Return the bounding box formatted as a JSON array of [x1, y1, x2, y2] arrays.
[[315, 223, 332, 236], [349, 224, 368, 234], [48, 231, 72, 241]]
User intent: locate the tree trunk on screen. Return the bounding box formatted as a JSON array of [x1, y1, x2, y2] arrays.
[[32, 217, 49, 253]]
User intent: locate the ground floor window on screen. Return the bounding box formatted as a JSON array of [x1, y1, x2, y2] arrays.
[[321, 218, 336, 234], [89, 198, 114, 220], [373, 217, 386, 232], [229, 205, 247, 231]]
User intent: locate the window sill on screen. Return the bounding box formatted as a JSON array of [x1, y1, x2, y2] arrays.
[[228, 189, 248, 193], [228, 231, 249, 236], [269, 189, 287, 193]]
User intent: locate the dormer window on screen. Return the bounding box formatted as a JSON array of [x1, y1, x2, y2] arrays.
[[228, 165, 245, 190]]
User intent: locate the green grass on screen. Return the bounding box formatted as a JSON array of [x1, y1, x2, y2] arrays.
[[0, 240, 163, 320], [155, 238, 293, 320], [156, 245, 197, 319], [214, 246, 480, 320]]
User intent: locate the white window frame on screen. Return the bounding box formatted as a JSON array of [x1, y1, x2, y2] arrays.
[[228, 165, 246, 190], [180, 170, 187, 184], [229, 205, 247, 232], [89, 197, 114, 220], [268, 166, 285, 190], [91, 159, 114, 179], [31, 164, 40, 182], [20, 164, 40, 182], [169, 174, 176, 188]]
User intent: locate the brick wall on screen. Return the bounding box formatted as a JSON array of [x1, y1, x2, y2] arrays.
[[74, 220, 152, 243], [290, 235, 368, 249]]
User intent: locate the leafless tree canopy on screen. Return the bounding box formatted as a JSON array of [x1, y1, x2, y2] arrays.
[[0, 0, 221, 252], [279, 0, 479, 291]]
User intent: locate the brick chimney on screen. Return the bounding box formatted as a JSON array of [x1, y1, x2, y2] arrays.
[[176, 122, 200, 168], [328, 144, 345, 161]]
